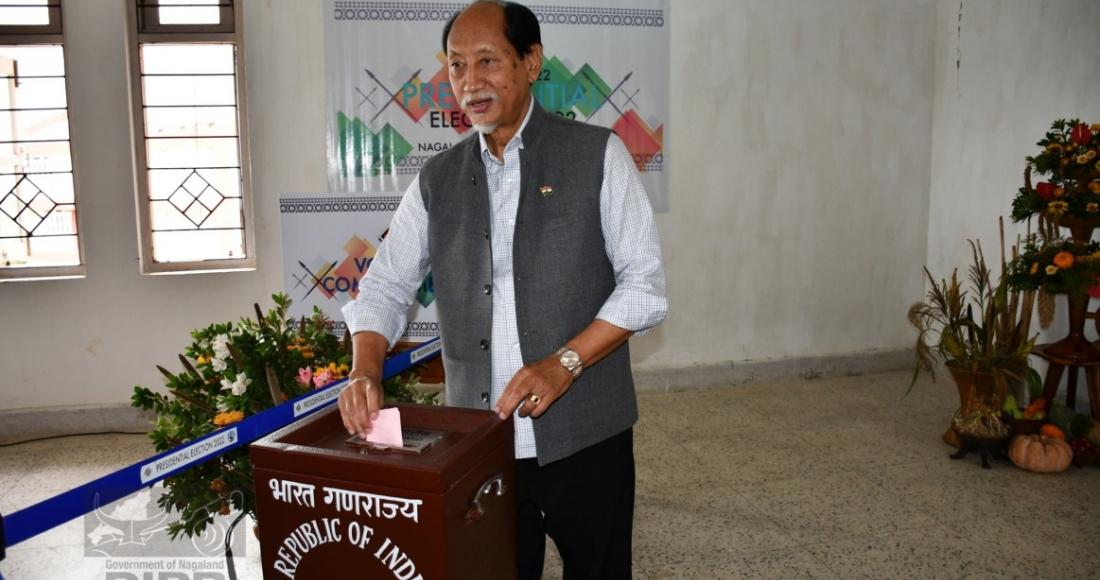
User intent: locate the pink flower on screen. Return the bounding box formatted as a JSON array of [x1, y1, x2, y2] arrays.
[[312, 367, 333, 389], [296, 367, 313, 387]]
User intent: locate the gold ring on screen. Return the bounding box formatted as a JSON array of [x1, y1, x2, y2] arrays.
[[527, 393, 541, 405]]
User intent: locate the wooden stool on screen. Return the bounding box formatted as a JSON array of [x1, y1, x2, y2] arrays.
[[1030, 343, 1100, 419]]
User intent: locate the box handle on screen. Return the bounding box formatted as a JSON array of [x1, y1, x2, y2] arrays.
[[464, 474, 506, 524]]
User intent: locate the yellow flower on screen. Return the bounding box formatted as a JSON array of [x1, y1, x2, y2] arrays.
[[1089, 150, 1097, 160], [1047, 201, 1069, 215], [1030, 262, 1039, 275], [1045, 265, 1059, 275], [1047, 143, 1062, 153], [1092, 124, 1100, 132], [196, 355, 209, 365], [325, 362, 349, 379], [213, 410, 245, 427], [1078, 154, 1090, 164], [1088, 203, 1099, 213]]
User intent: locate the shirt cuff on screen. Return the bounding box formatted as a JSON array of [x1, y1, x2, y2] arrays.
[[341, 299, 407, 348], [596, 287, 669, 337]]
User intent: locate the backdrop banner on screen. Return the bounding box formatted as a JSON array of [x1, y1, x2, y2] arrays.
[[279, 194, 438, 342], [324, 0, 670, 211]]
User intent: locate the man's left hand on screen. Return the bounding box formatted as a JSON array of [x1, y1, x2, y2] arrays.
[[494, 354, 573, 420]]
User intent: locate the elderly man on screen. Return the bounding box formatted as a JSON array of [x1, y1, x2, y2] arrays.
[[339, 1, 666, 577]]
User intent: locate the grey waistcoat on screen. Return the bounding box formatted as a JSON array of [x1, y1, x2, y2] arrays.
[[418, 102, 637, 465]]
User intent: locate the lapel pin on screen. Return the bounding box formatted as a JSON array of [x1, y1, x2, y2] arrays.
[[539, 185, 554, 197]]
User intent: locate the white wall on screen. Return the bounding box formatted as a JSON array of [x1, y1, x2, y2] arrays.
[[638, 0, 936, 368], [4, 0, 1024, 412]]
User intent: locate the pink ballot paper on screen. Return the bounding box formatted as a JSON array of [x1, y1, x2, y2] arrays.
[[366, 407, 404, 447]]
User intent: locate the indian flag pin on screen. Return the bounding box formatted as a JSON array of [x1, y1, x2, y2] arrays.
[[539, 185, 554, 197]]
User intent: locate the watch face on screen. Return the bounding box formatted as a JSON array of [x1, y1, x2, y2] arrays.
[[560, 349, 580, 368]]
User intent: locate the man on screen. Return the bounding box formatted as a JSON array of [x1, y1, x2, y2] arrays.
[[339, 1, 666, 577]]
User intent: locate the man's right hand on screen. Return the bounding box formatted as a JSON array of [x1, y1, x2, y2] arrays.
[[339, 373, 384, 438], [339, 331, 390, 439]]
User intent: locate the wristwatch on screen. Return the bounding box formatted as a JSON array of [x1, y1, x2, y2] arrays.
[[556, 346, 583, 379]]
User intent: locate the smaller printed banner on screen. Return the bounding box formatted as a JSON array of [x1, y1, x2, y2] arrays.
[[279, 194, 438, 341]]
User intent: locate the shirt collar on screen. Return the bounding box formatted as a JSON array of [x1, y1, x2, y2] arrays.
[[479, 97, 535, 164]]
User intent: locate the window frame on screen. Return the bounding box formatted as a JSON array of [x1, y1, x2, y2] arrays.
[[124, 0, 255, 274], [135, 0, 235, 35], [0, 0, 87, 282], [0, 1, 63, 36]]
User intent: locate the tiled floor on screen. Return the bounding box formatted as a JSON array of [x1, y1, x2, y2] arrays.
[[1, 369, 1098, 579]]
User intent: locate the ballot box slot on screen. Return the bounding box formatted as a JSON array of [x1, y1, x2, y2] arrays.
[[345, 427, 447, 455]]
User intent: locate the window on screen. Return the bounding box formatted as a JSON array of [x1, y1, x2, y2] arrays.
[[126, 0, 254, 273], [0, 0, 84, 281]]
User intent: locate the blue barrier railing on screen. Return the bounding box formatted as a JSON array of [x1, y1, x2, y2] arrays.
[[0, 337, 441, 560]]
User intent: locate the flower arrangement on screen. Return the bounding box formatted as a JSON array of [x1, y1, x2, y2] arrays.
[[131, 293, 434, 540], [1011, 119, 1100, 223], [1007, 235, 1100, 296], [1004, 204, 1100, 328]]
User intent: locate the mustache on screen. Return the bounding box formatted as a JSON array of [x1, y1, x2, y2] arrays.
[[461, 91, 498, 108]]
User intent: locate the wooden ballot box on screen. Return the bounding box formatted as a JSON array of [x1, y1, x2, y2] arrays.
[[250, 403, 516, 580]]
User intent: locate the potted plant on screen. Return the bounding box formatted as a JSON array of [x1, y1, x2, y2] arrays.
[[908, 228, 1039, 446]]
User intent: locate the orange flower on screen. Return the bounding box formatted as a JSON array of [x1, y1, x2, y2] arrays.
[[218, 503, 231, 516], [1053, 251, 1075, 269], [1089, 181, 1100, 194], [209, 479, 228, 494], [213, 410, 244, 427], [1053, 186, 1065, 198], [1030, 262, 1039, 275]]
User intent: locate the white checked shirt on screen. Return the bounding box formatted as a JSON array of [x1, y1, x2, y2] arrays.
[[343, 100, 668, 459]]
